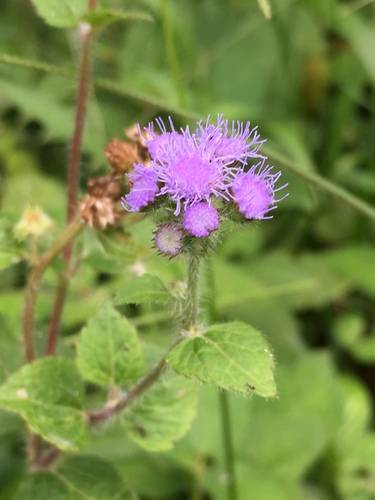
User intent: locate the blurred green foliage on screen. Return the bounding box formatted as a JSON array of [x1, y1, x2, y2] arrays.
[[2, 0, 375, 498]]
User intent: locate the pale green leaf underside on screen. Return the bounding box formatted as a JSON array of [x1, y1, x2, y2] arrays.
[[0, 358, 87, 450], [77, 302, 145, 386], [167, 322, 277, 398], [123, 370, 197, 451], [13, 455, 136, 499], [31, 0, 87, 28], [115, 274, 170, 305]]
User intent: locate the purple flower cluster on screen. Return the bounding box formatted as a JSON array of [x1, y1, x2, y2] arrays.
[[121, 115, 287, 254]]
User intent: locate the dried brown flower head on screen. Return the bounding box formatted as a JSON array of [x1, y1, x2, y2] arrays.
[[79, 175, 123, 229], [104, 139, 139, 176], [87, 175, 122, 200]]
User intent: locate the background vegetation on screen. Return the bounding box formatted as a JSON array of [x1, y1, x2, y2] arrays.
[[1, 0, 375, 498]]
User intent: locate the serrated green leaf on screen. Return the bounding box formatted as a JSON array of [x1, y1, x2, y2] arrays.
[[77, 302, 145, 386], [122, 369, 197, 451], [30, 0, 87, 28], [167, 322, 277, 398], [13, 455, 136, 499], [115, 275, 170, 305], [82, 8, 153, 30], [0, 358, 87, 450]]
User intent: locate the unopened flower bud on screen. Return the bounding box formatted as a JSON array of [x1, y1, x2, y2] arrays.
[[154, 222, 184, 257]]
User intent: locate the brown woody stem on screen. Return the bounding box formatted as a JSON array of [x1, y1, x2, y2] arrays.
[[64, 20, 94, 260], [88, 351, 169, 425], [22, 219, 84, 363]]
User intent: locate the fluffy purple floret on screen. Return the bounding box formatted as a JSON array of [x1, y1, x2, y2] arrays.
[[232, 163, 285, 219], [154, 222, 184, 257], [194, 115, 266, 167], [144, 120, 228, 214], [121, 164, 159, 211], [183, 202, 219, 237]]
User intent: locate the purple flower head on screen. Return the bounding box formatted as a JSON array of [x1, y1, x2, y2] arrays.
[[121, 164, 159, 212], [154, 222, 184, 257], [122, 116, 286, 241], [183, 202, 219, 237], [232, 161, 288, 220]]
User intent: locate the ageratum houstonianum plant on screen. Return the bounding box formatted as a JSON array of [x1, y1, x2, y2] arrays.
[[0, 111, 287, 497]]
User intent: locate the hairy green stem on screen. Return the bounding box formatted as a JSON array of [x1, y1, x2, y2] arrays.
[[183, 253, 201, 331], [219, 391, 238, 500]]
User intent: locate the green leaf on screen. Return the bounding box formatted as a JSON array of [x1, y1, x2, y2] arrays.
[[333, 313, 375, 364], [324, 245, 375, 298], [122, 369, 197, 451], [338, 434, 375, 499], [0, 213, 22, 271], [0, 251, 21, 270], [0, 358, 87, 450], [114, 275, 170, 305], [335, 375, 372, 454], [13, 472, 69, 500], [14, 455, 136, 499], [77, 302, 145, 386], [82, 8, 153, 30], [340, 8, 375, 83], [167, 322, 277, 398], [185, 353, 343, 482], [30, 0, 87, 28], [57, 455, 136, 499]]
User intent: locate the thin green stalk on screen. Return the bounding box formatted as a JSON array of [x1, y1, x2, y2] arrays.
[[263, 145, 375, 224], [219, 391, 238, 500], [158, 0, 186, 107], [183, 253, 201, 331]]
